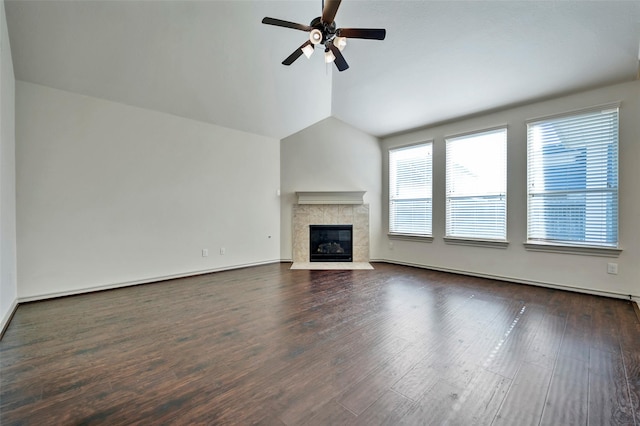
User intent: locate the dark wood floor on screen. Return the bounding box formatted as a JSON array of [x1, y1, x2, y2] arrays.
[[1, 262, 638, 425]]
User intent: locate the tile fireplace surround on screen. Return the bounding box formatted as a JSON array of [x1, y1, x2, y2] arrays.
[[292, 204, 370, 263]]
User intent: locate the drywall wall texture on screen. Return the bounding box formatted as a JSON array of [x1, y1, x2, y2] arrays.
[[280, 117, 382, 261], [16, 82, 281, 300], [380, 80, 640, 299], [0, 1, 17, 330]]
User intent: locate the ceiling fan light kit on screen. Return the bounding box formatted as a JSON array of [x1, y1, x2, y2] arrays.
[[301, 44, 315, 59], [325, 49, 336, 63], [309, 29, 323, 45], [334, 36, 347, 51], [261, 0, 386, 72]]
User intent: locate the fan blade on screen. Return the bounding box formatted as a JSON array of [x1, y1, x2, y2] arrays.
[[337, 28, 386, 40], [262, 17, 312, 32], [327, 42, 349, 72], [322, 0, 341, 24], [283, 41, 312, 66]]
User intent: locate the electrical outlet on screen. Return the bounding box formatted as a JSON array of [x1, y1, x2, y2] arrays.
[[202, 249, 208, 257], [607, 262, 618, 275], [220, 247, 226, 255]]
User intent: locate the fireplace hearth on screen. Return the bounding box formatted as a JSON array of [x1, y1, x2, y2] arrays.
[[309, 225, 353, 262]]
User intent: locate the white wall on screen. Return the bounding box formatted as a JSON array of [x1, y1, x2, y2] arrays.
[[16, 82, 280, 300], [0, 0, 17, 332], [280, 117, 381, 261], [380, 81, 640, 299]]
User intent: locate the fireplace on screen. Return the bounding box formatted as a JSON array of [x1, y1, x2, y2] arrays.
[[291, 203, 369, 263], [309, 225, 353, 262]]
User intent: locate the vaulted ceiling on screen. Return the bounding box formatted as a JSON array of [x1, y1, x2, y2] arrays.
[[5, 1, 640, 139]]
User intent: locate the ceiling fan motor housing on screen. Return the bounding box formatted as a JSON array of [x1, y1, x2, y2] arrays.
[[310, 17, 337, 45]]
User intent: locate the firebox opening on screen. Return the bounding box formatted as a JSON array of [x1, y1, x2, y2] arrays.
[[309, 225, 353, 262]]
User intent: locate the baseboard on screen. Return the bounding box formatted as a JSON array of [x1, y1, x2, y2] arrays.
[[377, 259, 638, 301], [0, 298, 19, 340], [17, 259, 281, 304]]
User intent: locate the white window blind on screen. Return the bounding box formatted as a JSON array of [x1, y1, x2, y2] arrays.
[[445, 128, 507, 240], [389, 143, 432, 235], [527, 107, 618, 247]]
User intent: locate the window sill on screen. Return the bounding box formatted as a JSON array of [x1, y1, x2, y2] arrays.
[[444, 237, 509, 249], [523, 241, 622, 257], [388, 233, 434, 243]]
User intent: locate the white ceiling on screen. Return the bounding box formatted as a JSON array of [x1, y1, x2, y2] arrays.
[[5, 0, 640, 139]]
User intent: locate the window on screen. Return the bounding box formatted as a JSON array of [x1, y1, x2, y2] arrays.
[[527, 107, 618, 248], [445, 128, 507, 240], [389, 143, 432, 236]]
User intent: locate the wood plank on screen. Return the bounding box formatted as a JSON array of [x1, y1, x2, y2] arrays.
[[337, 342, 424, 414], [390, 330, 475, 401], [557, 311, 592, 363], [614, 299, 640, 325], [493, 361, 553, 425], [483, 304, 547, 379], [615, 308, 640, 425], [590, 297, 622, 353], [442, 369, 511, 426], [589, 347, 636, 425], [620, 347, 640, 425], [540, 355, 589, 426], [303, 399, 356, 426], [351, 389, 416, 425], [400, 379, 464, 425], [387, 296, 507, 401], [524, 313, 567, 369]]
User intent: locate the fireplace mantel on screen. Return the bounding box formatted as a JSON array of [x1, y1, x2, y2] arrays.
[[296, 191, 366, 205]]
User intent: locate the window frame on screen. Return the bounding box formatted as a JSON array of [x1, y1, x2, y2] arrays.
[[525, 104, 622, 257], [388, 141, 433, 239], [444, 126, 509, 247]]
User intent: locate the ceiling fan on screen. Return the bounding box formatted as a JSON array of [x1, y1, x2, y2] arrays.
[[261, 0, 386, 72]]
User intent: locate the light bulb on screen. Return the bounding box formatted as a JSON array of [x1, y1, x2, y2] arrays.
[[309, 29, 322, 45], [325, 49, 336, 63], [334, 36, 347, 51], [301, 44, 314, 59]]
